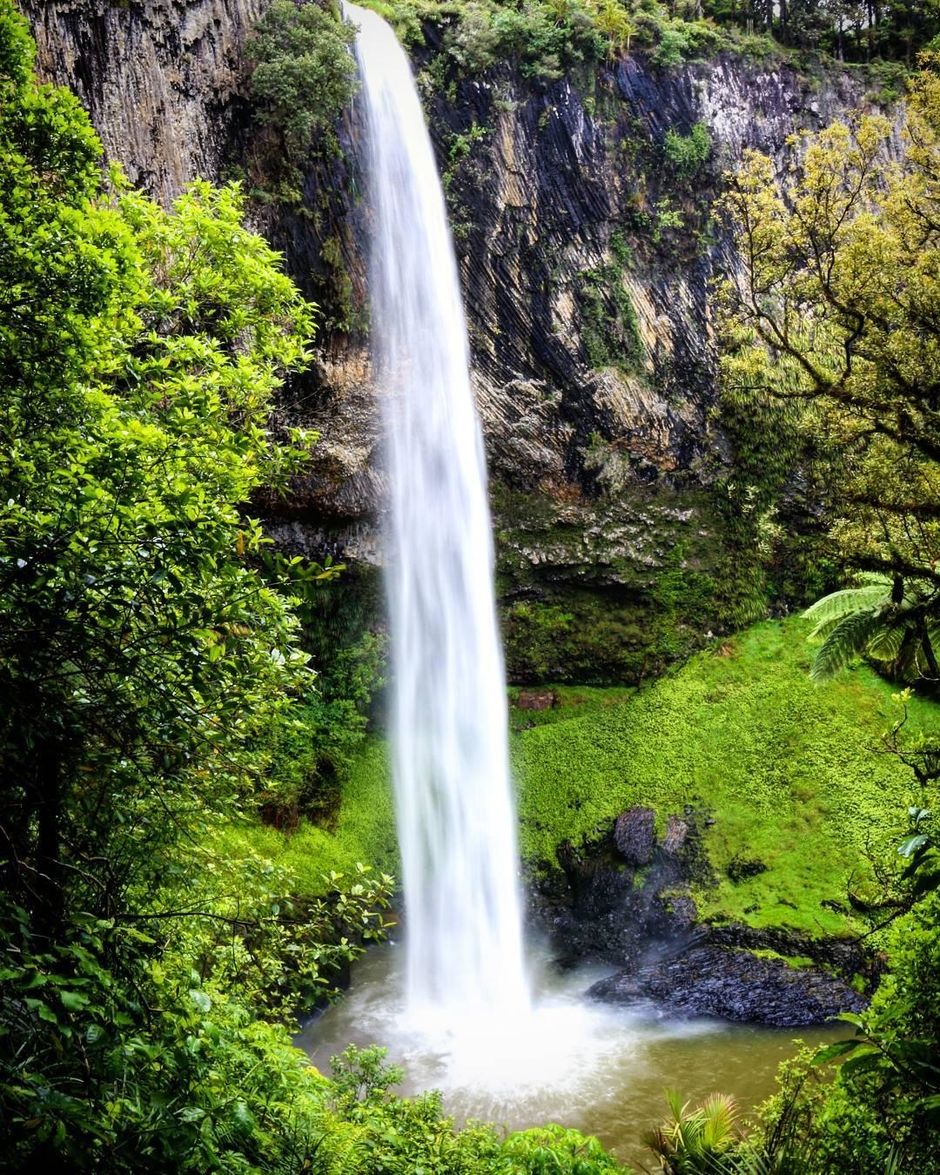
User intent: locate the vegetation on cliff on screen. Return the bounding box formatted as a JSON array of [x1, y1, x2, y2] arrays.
[[719, 70, 940, 656], [367, 0, 940, 85], [0, 6, 620, 1170]]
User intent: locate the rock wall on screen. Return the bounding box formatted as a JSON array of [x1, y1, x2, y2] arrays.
[[21, 1, 881, 679], [23, 0, 266, 202]]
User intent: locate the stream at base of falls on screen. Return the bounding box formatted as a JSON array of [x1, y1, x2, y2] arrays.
[[298, 938, 841, 1170]]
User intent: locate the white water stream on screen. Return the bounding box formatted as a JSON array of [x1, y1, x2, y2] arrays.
[[347, 3, 529, 1025]]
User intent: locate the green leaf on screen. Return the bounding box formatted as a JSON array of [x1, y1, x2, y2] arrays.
[[814, 1038, 864, 1064], [898, 834, 929, 858], [810, 611, 883, 681]]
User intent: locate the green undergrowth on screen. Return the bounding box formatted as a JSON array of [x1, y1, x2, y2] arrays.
[[237, 618, 938, 940], [221, 740, 398, 895], [514, 618, 938, 937]]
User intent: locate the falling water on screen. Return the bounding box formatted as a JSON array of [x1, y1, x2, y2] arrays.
[[346, 4, 529, 1022]]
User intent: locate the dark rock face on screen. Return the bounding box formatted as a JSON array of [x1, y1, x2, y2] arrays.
[[21, 3, 891, 679], [533, 809, 872, 1028], [589, 944, 867, 1028], [542, 810, 708, 968], [613, 806, 656, 866], [22, 0, 267, 205]]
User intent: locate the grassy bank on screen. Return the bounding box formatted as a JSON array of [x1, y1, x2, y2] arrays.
[[227, 618, 938, 938], [513, 619, 937, 936], [220, 739, 398, 892]]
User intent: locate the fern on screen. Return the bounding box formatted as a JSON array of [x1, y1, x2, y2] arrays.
[[810, 611, 882, 681], [865, 624, 905, 662], [802, 582, 890, 638]]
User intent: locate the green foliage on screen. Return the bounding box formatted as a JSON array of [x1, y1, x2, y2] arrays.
[[718, 81, 940, 621], [803, 574, 940, 685], [577, 260, 643, 371], [645, 1091, 740, 1173], [662, 122, 712, 179], [380, 0, 938, 84], [635, 7, 723, 67], [247, 0, 358, 198], [219, 737, 399, 894], [261, 633, 387, 825], [418, 0, 607, 80], [325, 1046, 630, 1172], [737, 895, 940, 1173], [500, 1123, 628, 1171]]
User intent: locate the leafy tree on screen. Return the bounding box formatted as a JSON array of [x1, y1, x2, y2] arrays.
[[717, 70, 940, 649], [0, 4, 386, 1166]]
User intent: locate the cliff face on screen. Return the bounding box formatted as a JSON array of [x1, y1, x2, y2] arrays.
[[23, 0, 266, 202], [22, 1, 878, 679]]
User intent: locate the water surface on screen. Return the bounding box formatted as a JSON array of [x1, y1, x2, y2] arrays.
[[299, 939, 842, 1168]]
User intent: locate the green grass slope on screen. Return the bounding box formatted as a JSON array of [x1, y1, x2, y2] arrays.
[[226, 618, 938, 938], [220, 739, 398, 892], [514, 618, 938, 936]]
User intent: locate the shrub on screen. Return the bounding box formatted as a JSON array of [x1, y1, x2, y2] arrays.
[[248, 0, 357, 196], [663, 121, 712, 178]]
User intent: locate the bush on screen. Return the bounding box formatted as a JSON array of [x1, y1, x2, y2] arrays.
[[248, 0, 357, 196], [663, 121, 712, 178]]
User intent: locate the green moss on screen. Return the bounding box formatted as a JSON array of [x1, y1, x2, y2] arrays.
[[491, 481, 769, 686], [220, 739, 397, 895], [507, 684, 635, 732], [748, 949, 816, 969], [512, 618, 939, 936]]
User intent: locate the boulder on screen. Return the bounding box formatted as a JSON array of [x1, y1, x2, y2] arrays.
[[662, 815, 689, 855], [588, 944, 867, 1027], [613, 806, 656, 866]]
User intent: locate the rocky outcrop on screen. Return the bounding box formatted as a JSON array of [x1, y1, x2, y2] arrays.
[[21, 2, 888, 678], [534, 806, 872, 1027], [22, 0, 266, 203], [613, 806, 656, 867], [589, 944, 867, 1027]]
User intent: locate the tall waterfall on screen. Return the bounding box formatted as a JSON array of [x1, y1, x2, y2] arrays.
[[347, 3, 529, 1021]]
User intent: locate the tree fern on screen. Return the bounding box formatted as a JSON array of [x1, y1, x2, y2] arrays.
[[802, 579, 891, 639], [803, 576, 940, 684], [810, 610, 884, 681]]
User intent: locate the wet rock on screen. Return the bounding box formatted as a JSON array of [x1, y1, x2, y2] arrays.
[[613, 806, 656, 866], [663, 894, 698, 934], [662, 815, 689, 855], [517, 688, 557, 711], [589, 944, 868, 1027]]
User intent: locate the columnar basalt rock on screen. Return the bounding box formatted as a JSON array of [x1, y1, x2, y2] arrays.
[[22, 2, 887, 678], [23, 0, 267, 203]]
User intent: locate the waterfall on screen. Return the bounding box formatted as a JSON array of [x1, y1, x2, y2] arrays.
[[346, 3, 529, 1022]]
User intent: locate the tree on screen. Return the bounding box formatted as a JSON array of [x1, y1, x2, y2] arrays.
[[717, 68, 940, 632]]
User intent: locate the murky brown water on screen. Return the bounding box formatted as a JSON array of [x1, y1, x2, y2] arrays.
[[299, 939, 843, 1169]]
